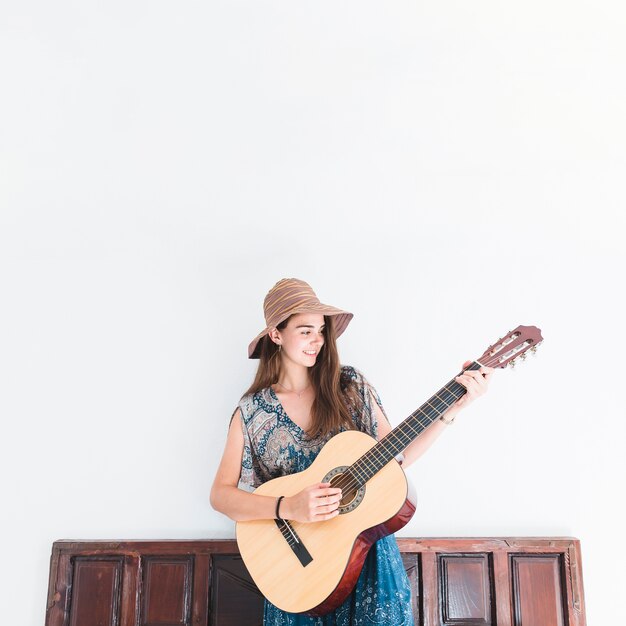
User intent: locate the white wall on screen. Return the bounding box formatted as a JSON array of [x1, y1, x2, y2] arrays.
[[1, 1, 624, 624]]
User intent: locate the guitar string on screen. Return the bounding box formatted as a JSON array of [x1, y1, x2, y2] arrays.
[[330, 390, 461, 493], [331, 374, 471, 492], [326, 355, 503, 496]]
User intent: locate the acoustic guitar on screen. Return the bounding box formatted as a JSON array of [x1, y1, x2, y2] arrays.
[[236, 325, 543, 615]]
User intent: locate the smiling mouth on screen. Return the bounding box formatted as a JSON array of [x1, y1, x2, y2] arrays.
[[303, 351, 317, 356]]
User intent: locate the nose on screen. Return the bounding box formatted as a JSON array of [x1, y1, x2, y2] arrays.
[[312, 334, 324, 347]]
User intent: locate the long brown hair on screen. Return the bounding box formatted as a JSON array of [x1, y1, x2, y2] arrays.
[[243, 316, 361, 438]]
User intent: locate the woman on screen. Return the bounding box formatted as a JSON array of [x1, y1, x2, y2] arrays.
[[210, 278, 492, 625]]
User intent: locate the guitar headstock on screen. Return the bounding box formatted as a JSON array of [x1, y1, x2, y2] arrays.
[[478, 325, 543, 369]]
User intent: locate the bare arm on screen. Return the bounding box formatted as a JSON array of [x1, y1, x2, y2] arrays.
[[210, 410, 341, 522], [374, 398, 451, 468], [210, 410, 279, 521], [373, 362, 494, 468]]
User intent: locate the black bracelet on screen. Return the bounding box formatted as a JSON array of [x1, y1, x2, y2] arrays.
[[275, 495, 285, 521]]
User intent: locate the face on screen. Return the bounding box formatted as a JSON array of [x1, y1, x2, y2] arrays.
[[271, 313, 325, 368]]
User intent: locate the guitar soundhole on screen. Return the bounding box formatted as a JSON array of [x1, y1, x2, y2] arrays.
[[339, 487, 358, 507], [323, 466, 366, 514]]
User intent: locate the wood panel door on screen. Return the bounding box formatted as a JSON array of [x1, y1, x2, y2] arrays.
[[45, 537, 585, 626]]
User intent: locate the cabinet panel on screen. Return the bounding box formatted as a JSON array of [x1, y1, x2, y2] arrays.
[[140, 556, 193, 626], [69, 557, 123, 626], [511, 554, 567, 626], [401, 553, 421, 625], [439, 554, 493, 625], [209, 555, 264, 626]]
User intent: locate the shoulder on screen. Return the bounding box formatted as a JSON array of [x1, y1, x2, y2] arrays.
[[237, 387, 275, 424], [340, 365, 383, 405], [340, 364, 369, 389], [340, 364, 362, 381]]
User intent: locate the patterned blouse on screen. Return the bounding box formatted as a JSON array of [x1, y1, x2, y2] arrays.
[[235, 365, 385, 489]]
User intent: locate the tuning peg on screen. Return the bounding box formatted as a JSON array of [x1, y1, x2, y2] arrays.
[[520, 352, 527, 360], [509, 359, 517, 368], [531, 345, 538, 355]]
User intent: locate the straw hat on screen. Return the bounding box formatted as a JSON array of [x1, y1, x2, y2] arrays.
[[248, 278, 353, 359]]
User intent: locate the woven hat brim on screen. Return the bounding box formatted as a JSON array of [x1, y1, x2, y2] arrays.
[[247, 306, 353, 359]]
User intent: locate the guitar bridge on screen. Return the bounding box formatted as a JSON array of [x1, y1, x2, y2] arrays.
[[274, 520, 313, 567]]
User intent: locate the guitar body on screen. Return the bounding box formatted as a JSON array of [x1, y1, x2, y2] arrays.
[[236, 430, 417, 616]]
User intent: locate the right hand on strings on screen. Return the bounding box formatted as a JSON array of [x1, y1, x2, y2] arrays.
[[282, 483, 342, 523]]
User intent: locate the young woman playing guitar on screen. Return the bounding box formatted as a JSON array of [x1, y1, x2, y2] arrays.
[[210, 278, 493, 625]]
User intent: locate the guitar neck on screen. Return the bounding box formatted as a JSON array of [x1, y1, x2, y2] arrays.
[[349, 361, 482, 486]]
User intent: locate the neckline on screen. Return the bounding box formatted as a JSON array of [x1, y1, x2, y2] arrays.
[[268, 386, 310, 435]]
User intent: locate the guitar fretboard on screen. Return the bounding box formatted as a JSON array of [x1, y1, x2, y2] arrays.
[[348, 361, 482, 486]]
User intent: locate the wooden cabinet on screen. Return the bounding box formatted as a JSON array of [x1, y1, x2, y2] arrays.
[[45, 537, 585, 626]]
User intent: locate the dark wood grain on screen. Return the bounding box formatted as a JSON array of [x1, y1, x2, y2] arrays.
[[69, 557, 123, 626], [209, 555, 264, 626], [439, 553, 493, 624], [511, 554, 566, 626], [140, 556, 193, 625]]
